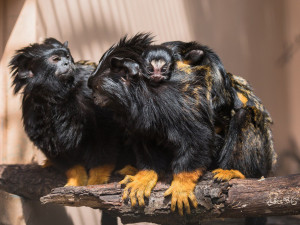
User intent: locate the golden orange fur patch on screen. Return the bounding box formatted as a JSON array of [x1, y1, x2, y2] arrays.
[[164, 169, 204, 216], [65, 164, 88, 186], [119, 170, 158, 207], [192, 86, 202, 107], [212, 168, 245, 181], [87, 164, 115, 185], [116, 165, 138, 176], [183, 60, 191, 65], [237, 92, 248, 106], [176, 61, 192, 74]]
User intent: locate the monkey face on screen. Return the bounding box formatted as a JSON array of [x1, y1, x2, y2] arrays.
[[47, 50, 74, 78], [10, 38, 75, 94], [142, 46, 173, 83], [146, 58, 170, 82]]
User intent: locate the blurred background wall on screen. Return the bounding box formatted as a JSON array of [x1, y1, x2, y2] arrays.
[[0, 0, 300, 224]]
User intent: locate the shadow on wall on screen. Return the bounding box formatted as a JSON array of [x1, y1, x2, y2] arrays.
[[0, 0, 25, 60], [36, 0, 123, 61], [279, 139, 300, 176], [21, 200, 74, 225]]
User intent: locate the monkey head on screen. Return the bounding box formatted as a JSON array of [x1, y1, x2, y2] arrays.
[[88, 52, 141, 108], [88, 33, 154, 109], [10, 38, 75, 94], [142, 46, 174, 83]]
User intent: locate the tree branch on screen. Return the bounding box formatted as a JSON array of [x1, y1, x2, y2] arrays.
[[1, 164, 300, 224]]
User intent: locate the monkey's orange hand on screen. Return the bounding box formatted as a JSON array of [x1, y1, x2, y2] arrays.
[[119, 170, 158, 207], [164, 170, 203, 216], [212, 168, 245, 181]]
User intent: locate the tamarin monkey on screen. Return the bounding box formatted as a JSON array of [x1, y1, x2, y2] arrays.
[[89, 34, 215, 216]]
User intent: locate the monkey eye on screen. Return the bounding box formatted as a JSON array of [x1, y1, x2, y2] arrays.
[[66, 54, 70, 59], [161, 67, 167, 74], [51, 55, 61, 62], [147, 66, 154, 74]]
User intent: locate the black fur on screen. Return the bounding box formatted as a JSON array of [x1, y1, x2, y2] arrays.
[[10, 38, 122, 171], [89, 34, 214, 175]]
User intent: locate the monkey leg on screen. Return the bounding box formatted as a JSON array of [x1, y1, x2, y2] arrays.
[[119, 170, 158, 207], [164, 169, 203, 216], [115, 165, 138, 176], [65, 164, 88, 186], [87, 164, 115, 185], [212, 168, 245, 181]]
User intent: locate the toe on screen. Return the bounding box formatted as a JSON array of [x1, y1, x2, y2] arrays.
[[183, 196, 191, 214], [188, 192, 198, 209], [137, 189, 145, 206]]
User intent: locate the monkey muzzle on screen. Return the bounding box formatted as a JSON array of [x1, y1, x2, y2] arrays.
[[150, 74, 167, 82]]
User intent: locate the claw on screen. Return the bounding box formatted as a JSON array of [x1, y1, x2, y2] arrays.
[[120, 170, 158, 207]]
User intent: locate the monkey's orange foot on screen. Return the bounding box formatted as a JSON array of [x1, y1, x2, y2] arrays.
[[116, 165, 138, 176], [87, 164, 115, 185], [119, 170, 158, 207], [65, 165, 88, 186], [164, 169, 203, 216], [212, 169, 245, 181], [41, 159, 53, 168]]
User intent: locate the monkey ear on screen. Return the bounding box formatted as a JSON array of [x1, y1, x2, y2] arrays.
[[63, 41, 68, 48], [10, 52, 34, 79], [10, 52, 35, 93], [110, 57, 140, 76], [184, 49, 204, 64]]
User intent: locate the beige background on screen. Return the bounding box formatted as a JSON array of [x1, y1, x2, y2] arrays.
[[1, 0, 300, 224]]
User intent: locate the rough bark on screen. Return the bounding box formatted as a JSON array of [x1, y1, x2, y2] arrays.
[[0, 164, 300, 224], [40, 174, 300, 224], [0, 164, 66, 200]]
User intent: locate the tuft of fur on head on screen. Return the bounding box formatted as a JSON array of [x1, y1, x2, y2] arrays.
[[92, 33, 154, 77]]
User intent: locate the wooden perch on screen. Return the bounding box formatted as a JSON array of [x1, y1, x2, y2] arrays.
[[0, 164, 66, 200], [0, 164, 300, 224]]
